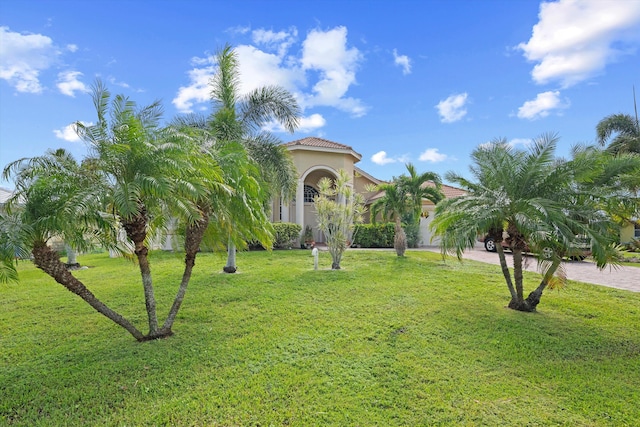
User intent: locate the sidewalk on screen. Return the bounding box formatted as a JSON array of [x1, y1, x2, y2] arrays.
[[420, 244, 640, 293]]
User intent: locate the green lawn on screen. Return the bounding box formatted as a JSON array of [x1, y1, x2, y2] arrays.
[[619, 250, 640, 267], [1, 249, 639, 426]]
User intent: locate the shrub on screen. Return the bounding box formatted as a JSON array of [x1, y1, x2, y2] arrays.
[[624, 238, 640, 252], [403, 219, 421, 248], [353, 223, 395, 248], [272, 222, 302, 249]]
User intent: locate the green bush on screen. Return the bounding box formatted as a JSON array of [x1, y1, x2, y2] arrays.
[[353, 223, 395, 248], [624, 238, 640, 252], [272, 222, 302, 249], [403, 219, 421, 248]]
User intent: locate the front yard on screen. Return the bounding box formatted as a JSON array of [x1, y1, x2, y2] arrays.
[[1, 249, 638, 426]]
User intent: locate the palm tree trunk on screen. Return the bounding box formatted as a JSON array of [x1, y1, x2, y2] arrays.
[[32, 243, 145, 341], [508, 248, 528, 311], [525, 258, 562, 311], [162, 214, 209, 333], [394, 216, 407, 257], [224, 237, 237, 273], [122, 213, 159, 335], [495, 244, 517, 302]]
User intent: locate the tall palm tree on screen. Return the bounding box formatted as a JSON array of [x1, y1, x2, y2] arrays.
[[370, 182, 411, 256], [596, 113, 640, 154], [431, 134, 626, 312], [176, 44, 300, 273]]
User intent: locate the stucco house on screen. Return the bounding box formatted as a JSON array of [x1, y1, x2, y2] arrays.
[[0, 187, 14, 211], [270, 137, 466, 246]]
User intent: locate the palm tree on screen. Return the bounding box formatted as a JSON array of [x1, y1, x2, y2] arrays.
[[176, 44, 300, 273], [370, 182, 411, 256], [2, 148, 148, 340], [397, 163, 444, 247], [1, 81, 273, 341], [596, 113, 640, 154], [431, 133, 626, 312], [398, 163, 444, 223]]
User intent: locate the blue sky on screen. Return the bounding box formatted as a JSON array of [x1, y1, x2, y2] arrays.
[[1, 0, 639, 189]]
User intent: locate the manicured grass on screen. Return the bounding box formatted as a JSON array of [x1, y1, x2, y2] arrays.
[[1, 249, 639, 426], [619, 251, 640, 267]]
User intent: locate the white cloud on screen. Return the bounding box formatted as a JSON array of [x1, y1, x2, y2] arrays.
[[57, 70, 88, 97], [435, 93, 469, 123], [0, 26, 60, 93], [370, 151, 410, 165], [107, 76, 130, 89], [173, 26, 368, 119], [298, 113, 326, 132], [172, 59, 216, 113], [235, 45, 303, 93], [301, 26, 367, 117], [53, 121, 92, 142], [518, 0, 640, 87], [263, 113, 326, 133], [419, 148, 448, 163], [66, 44, 78, 53], [371, 151, 397, 165], [517, 90, 569, 120], [227, 25, 251, 36], [252, 27, 297, 57], [393, 49, 411, 75], [508, 138, 533, 147]]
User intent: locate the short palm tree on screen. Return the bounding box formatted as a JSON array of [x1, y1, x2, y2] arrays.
[[398, 163, 444, 223], [397, 163, 444, 247], [431, 133, 624, 312], [370, 182, 411, 256], [596, 113, 640, 154], [1, 148, 148, 339]]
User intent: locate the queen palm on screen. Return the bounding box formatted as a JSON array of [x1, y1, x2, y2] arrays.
[[596, 113, 640, 154], [176, 44, 300, 273], [431, 134, 624, 312]]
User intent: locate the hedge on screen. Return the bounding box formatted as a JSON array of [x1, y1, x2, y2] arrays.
[[352, 223, 395, 248], [272, 222, 302, 249]]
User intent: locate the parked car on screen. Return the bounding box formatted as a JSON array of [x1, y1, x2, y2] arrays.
[[478, 234, 591, 260]]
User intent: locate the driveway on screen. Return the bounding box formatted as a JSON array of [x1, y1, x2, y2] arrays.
[[422, 244, 639, 293]]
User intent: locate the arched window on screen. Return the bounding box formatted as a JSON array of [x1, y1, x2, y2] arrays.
[[304, 185, 319, 203]]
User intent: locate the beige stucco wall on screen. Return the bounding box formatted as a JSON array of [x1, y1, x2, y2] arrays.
[[620, 222, 636, 243]]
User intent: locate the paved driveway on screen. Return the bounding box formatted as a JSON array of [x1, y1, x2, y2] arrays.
[[422, 244, 639, 293]]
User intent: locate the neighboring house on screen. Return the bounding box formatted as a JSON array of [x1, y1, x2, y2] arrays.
[[620, 220, 640, 244], [0, 187, 14, 211], [271, 137, 465, 246]]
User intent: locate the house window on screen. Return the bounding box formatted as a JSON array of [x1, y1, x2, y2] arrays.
[[304, 185, 319, 203], [635, 224, 640, 239]]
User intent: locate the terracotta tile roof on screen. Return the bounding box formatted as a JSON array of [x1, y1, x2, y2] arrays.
[[285, 136, 358, 152], [366, 182, 466, 205], [423, 181, 467, 198]]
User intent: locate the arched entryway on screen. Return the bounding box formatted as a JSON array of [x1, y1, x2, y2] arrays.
[[278, 166, 337, 243]]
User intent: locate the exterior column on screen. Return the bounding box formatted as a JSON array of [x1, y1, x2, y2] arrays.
[[296, 178, 304, 230], [281, 199, 289, 222]]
